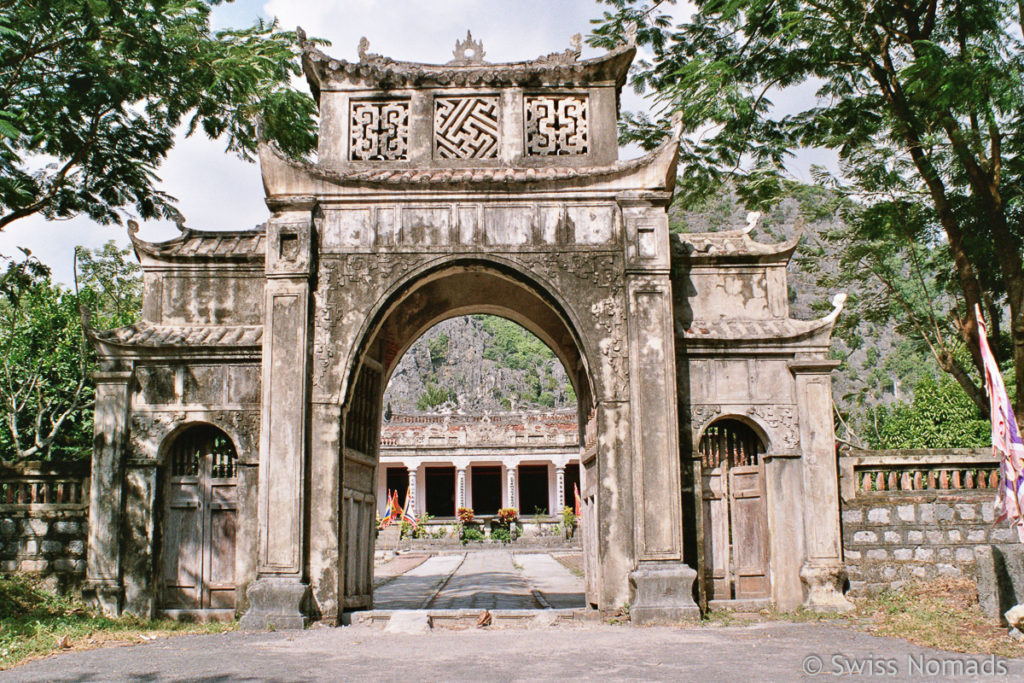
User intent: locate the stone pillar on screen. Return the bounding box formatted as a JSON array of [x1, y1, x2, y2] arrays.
[[85, 368, 132, 616], [555, 465, 565, 515], [456, 467, 467, 510], [789, 358, 854, 612], [308, 401, 342, 623], [506, 464, 518, 511], [241, 217, 313, 630], [619, 193, 699, 623], [407, 466, 419, 515]]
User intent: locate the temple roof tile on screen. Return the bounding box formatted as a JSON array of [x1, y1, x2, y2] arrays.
[[298, 30, 635, 95]]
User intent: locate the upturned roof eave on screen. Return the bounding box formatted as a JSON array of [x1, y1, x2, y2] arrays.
[[259, 134, 680, 202]]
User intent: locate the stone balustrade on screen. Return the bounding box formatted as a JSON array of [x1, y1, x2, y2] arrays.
[[0, 461, 90, 589], [840, 448, 1008, 596]]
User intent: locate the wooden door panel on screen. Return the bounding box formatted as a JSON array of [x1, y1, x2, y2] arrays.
[[161, 446, 238, 612], [163, 485, 202, 608], [701, 469, 730, 599], [729, 465, 770, 599], [206, 506, 237, 608]]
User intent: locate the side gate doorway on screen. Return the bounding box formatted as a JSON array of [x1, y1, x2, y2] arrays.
[[160, 425, 239, 614], [699, 419, 770, 605]]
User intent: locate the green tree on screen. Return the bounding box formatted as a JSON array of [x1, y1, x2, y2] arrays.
[[0, 0, 319, 231], [591, 0, 1024, 422], [871, 375, 989, 449], [0, 243, 141, 462]]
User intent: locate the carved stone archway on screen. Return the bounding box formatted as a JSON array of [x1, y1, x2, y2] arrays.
[[84, 31, 851, 628]]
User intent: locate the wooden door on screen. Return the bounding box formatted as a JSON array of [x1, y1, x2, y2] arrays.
[[701, 466, 730, 598], [729, 464, 769, 599], [162, 428, 238, 610], [698, 420, 770, 601]]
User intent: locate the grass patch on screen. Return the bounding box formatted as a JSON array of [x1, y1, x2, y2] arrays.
[[0, 574, 235, 670], [850, 578, 1024, 658]]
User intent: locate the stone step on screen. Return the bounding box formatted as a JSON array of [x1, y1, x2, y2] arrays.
[[345, 607, 591, 629]]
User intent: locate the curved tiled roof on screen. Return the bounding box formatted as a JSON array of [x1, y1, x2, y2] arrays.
[[128, 221, 265, 263], [260, 134, 679, 196], [299, 31, 635, 95], [679, 294, 847, 343], [673, 228, 800, 262]]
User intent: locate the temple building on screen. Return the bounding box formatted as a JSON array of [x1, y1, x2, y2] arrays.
[[378, 410, 581, 519]]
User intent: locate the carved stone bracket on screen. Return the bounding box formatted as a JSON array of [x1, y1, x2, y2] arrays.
[[681, 404, 722, 449]]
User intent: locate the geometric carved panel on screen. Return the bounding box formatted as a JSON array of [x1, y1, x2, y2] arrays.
[[434, 96, 499, 159], [350, 100, 410, 161], [525, 95, 588, 156]]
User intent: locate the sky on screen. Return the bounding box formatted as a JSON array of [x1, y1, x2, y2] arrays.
[[0, 0, 832, 285]]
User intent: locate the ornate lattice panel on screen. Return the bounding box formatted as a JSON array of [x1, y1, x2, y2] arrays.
[[350, 100, 410, 161], [524, 95, 589, 156], [434, 96, 500, 159]]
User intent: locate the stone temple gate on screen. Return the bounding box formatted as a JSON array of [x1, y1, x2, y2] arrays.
[[83, 32, 853, 627]]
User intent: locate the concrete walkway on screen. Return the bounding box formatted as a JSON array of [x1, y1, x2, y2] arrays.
[[373, 554, 465, 610], [6, 622, 1021, 682], [429, 550, 540, 609], [514, 552, 585, 608], [372, 549, 587, 611]]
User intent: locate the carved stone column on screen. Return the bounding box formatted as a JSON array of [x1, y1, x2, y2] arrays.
[[555, 465, 565, 515], [456, 467, 467, 510], [505, 463, 518, 511], [85, 368, 132, 616], [620, 193, 699, 624], [790, 358, 854, 612], [241, 217, 314, 630]]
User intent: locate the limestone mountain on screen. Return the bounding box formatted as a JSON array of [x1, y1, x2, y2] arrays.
[[382, 315, 576, 416]]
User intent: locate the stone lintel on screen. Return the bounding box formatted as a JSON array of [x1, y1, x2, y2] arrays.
[[92, 370, 133, 383]]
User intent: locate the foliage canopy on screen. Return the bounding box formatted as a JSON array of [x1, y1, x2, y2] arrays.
[[0, 0, 319, 231], [590, 0, 1024, 422]]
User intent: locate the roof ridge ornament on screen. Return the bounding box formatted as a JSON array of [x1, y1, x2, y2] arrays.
[[449, 30, 486, 65]]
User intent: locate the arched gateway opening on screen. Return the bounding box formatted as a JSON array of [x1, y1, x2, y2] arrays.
[[338, 260, 597, 611]]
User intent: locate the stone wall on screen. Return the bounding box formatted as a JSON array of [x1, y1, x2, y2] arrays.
[[0, 462, 89, 590], [840, 448, 1008, 596]]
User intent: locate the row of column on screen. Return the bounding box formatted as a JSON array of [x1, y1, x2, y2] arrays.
[[382, 461, 576, 517]]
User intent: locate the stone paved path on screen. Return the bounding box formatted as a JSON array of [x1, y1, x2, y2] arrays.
[[6, 622, 1022, 682], [513, 552, 585, 608], [429, 549, 540, 609], [372, 549, 587, 610], [372, 553, 429, 588], [372, 554, 464, 610]]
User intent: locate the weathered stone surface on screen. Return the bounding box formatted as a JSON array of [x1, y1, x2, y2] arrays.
[[976, 545, 1024, 621], [239, 579, 310, 630], [629, 564, 700, 624], [80, 32, 850, 628]]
